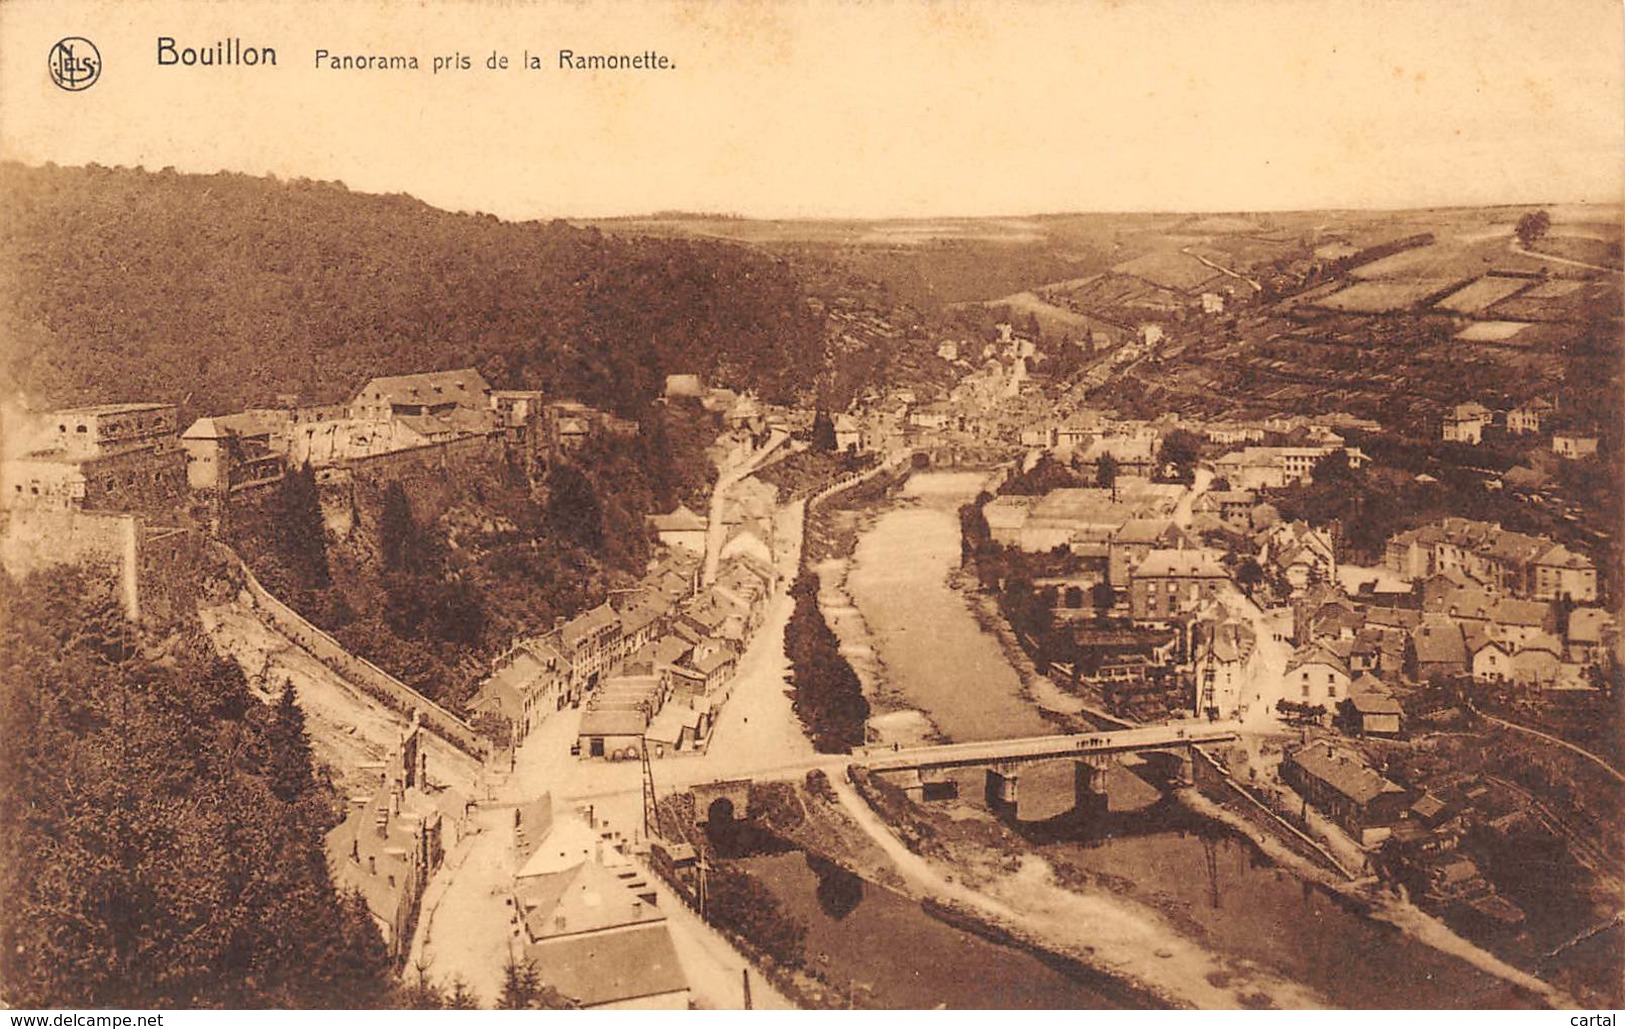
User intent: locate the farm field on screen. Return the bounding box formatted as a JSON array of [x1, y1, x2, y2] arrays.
[[1435, 276, 1534, 314], [1311, 278, 1458, 312]]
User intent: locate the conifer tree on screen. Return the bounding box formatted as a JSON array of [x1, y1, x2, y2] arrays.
[[277, 461, 330, 590], [267, 680, 314, 804]]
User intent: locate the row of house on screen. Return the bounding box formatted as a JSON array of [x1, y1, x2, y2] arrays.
[[1211, 443, 1369, 491], [469, 539, 780, 758], [1442, 397, 1598, 458], [2, 370, 638, 514], [1288, 569, 1616, 699], [325, 714, 472, 960], [1280, 742, 1529, 928], [984, 478, 1188, 554], [1384, 517, 1597, 602]]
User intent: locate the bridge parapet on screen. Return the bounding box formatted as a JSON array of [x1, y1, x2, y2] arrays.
[[861, 725, 1239, 776]]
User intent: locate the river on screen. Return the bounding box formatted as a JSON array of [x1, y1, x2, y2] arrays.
[[845, 470, 1052, 741], [835, 469, 1540, 1008]]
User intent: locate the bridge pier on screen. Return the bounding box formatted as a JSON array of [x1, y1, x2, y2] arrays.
[[984, 767, 1020, 817], [1176, 748, 1195, 787], [1074, 758, 1110, 818], [894, 769, 925, 803]]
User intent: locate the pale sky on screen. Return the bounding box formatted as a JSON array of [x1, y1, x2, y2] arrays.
[[2, 0, 1621, 219]]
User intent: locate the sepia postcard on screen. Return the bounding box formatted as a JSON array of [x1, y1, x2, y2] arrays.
[[0, 0, 1621, 1015]]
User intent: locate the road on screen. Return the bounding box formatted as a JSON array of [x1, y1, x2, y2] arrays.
[[822, 770, 1325, 1008], [859, 723, 1240, 774], [1510, 240, 1620, 274], [410, 490, 810, 1009], [1171, 466, 1212, 529], [1179, 245, 1262, 292], [705, 429, 788, 586], [1220, 585, 1293, 730], [1471, 706, 1625, 786]]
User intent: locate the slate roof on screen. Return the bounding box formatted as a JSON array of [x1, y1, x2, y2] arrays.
[[355, 368, 490, 409], [1411, 619, 1467, 667], [1134, 548, 1228, 579], [578, 709, 647, 737], [1284, 642, 1350, 678], [1568, 608, 1615, 644], [650, 504, 708, 533], [1194, 617, 1255, 664], [1350, 693, 1403, 716], [689, 643, 739, 676], [528, 923, 688, 1008], [1287, 746, 1406, 806], [1534, 542, 1594, 571], [561, 604, 621, 651], [182, 411, 281, 440], [1114, 518, 1175, 545]]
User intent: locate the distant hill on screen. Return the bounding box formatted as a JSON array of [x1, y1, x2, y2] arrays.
[[0, 162, 824, 419]]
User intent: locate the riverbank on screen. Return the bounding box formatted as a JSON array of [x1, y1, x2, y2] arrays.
[[785, 467, 1578, 1008], [836, 765, 1322, 1008], [805, 467, 950, 748]]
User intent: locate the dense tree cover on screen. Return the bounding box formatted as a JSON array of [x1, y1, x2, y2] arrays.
[[1096, 452, 1120, 496], [1515, 210, 1552, 249], [810, 410, 838, 453], [1, 163, 825, 418], [226, 411, 707, 706], [703, 864, 808, 970], [784, 573, 870, 753], [806, 854, 864, 922], [998, 453, 1084, 496], [1157, 429, 1204, 484], [0, 567, 395, 1008]]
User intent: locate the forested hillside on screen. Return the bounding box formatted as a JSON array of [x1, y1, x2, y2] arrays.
[[0, 568, 396, 1008], [0, 163, 825, 417]]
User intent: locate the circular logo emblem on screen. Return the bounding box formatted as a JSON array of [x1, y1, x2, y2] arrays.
[[49, 37, 101, 91]]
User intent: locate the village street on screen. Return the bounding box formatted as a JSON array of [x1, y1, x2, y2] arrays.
[[407, 493, 811, 1008], [1169, 466, 1213, 529], [1222, 584, 1294, 732]]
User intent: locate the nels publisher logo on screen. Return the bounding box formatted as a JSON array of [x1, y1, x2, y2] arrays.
[[49, 37, 101, 91]]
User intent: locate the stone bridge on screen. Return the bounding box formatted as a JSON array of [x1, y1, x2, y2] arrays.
[[690, 778, 753, 826], [675, 724, 1240, 826], [860, 723, 1239, 819]]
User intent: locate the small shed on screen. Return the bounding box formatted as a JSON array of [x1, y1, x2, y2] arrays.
[[577, 709, 647, 760], [1350, 693, 1404, 737]]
